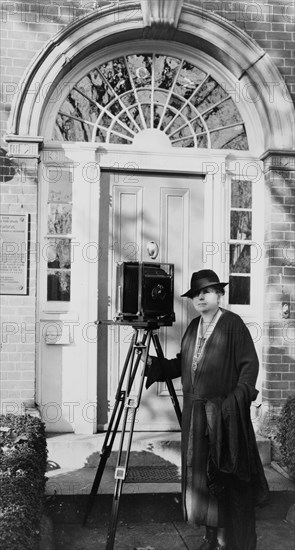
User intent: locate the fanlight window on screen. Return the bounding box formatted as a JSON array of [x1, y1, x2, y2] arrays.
[[54, 54, 248, 150]]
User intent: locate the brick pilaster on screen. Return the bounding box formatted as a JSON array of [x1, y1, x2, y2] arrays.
[[261, 150, 295, 410], [0, 135, 43, 414]]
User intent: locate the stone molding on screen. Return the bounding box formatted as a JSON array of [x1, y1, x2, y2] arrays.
[[260, 149, 295, 173], [5, 135, 43, 159], [141, 0, 183, 28]]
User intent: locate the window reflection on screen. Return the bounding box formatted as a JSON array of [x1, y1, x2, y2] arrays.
[[47, 271, 70, 301], [230, 211, 252, 240], [229, 276, 250, 305], [229, 180, 253, 305], [47, 171, 72, 302]]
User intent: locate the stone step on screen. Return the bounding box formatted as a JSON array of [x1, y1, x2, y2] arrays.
[[45, 432, 295, 522], [46, 431, 271, 470]]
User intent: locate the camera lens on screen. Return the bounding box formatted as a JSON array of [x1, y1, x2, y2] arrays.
[[151, 284, 166, 301]]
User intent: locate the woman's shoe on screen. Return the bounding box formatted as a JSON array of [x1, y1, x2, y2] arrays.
[[197, 537, 217, 550], [214, 544, 227, 550]]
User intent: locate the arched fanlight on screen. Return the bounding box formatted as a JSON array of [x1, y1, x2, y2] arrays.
[[54, 53, 248, 150]]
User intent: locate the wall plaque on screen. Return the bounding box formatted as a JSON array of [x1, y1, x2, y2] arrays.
[[0, 214, 29, 295]]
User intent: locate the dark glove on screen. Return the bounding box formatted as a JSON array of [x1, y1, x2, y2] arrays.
[[145, 357, 166, 389]]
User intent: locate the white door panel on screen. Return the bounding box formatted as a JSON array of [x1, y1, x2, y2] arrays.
[[98, 170, 204, 430]]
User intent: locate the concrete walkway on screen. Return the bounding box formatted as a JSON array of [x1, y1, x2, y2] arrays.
[[43, 432, 295, 550]]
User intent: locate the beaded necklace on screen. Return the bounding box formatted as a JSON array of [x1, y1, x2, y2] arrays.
[[192, 308, 221, 371]]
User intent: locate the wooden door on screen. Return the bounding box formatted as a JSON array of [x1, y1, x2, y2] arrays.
[[97, 170, 204, 430]]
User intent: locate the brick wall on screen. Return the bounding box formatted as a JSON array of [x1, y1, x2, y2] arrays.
[[1, 1, 295, 144], [0, 150, 38, 413], [262, 153, 295, 409], [0, 0, 294, 413]]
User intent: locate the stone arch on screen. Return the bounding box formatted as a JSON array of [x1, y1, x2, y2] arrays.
[[7, 1, 295, 154]]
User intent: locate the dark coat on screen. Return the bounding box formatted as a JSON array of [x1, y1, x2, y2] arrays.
[[148, 309, 269, 547]]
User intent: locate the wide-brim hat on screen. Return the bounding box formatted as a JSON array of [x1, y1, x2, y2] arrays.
[[181, 269, 228, 298]]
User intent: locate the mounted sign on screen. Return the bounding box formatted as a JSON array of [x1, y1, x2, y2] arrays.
[[0, 213, 29, 295]]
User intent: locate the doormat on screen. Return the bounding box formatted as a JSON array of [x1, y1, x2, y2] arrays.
[[125, 465, 181, 483]]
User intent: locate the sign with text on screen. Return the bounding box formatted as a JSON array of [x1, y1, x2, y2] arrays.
[[0, 214, 29, 295]]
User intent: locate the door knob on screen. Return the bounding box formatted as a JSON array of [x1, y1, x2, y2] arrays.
[[147, 241, 159, 259]]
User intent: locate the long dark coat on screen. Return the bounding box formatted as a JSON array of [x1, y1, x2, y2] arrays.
[[148, 309, 269, 550]]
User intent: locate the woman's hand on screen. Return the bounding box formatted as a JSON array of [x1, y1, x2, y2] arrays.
[[144, 357, 167, 389], [140, 349, 152, 367]]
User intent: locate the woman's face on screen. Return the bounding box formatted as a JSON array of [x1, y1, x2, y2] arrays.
[[191, 286, 221, 315]]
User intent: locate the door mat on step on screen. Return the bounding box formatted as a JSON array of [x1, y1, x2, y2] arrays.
[[125, 465, 181, 483]]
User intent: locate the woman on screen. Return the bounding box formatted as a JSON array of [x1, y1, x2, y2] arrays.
[[145, 269, 269, 550]]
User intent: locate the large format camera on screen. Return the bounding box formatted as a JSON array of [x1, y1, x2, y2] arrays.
[[115, 262, 175, 326]]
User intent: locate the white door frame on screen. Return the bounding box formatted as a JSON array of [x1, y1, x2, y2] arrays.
[[37, 143, 263, 433]]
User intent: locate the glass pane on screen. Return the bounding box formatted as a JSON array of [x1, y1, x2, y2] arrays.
[[203, 99, 242, 131], [154, 105, 164, 127], [169, 95, 185, 111], [154, 55, 181, 90], [231, 180, 252, 209], [112, 122, 134, 138], [108, 101, 121, 116], [211, 125, 248, 150], [99, 57, 131, 95], [225, 132, 248, 150], [191, 118, 206, 134], [48, 204, 72, 235], [160, 108, 176, 130], [229, 276, 250, 305], [182, 104, 198, 120], [55, 113, 91, 142], [48, 172, 72, 203], [95, 128, 107, 143], [154, 89, 168, 104], [120, 92, 136, 107], [46, 239, 71, 269], [174, 61, 207, 100], [165, 115, 186, 136], [53, 53, 248, 150], [128, 107, 145, 130], [137, 89, 152, 103], [172, 137, 194, 148], [79, 72, 114, 106], [47, 271, 70, 301], [230, 244, 251, 273], [100, 113, 112, 128], [170, 125, 193, 141], [109, 134, 131, 145], [118, 112, 137, 133], [191, 76, 218, 110], [70, 88, 100, 123], [127, 54, 152, 88], [197, 134, 208, 148], [230, 211, 252, 240], [195, 82, 228, 114], [141, 104, 151, 127]]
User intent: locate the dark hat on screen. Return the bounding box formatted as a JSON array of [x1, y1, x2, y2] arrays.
[[181, 269, 228, 298]]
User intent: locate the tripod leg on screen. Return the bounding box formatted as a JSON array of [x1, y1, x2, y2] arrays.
[[128, 329, 148, 391], [83, 330, 139, 525], [105, 330, 152, 550], [151, 332, 182, 427]]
